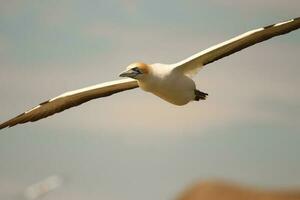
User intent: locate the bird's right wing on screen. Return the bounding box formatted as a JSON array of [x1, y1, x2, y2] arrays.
[[0, 78, 138, 129], [173, 17, 300, 77]]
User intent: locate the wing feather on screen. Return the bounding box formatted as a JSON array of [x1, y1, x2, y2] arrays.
[[174, 17, 300, 75], [0, 79, 138, 129]]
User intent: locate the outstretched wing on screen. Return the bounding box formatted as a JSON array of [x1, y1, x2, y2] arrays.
[[0, 79, 138, 129], [173, 17, 300, 76]]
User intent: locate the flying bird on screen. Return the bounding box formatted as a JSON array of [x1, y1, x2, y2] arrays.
[[1, 17, 299, 130]]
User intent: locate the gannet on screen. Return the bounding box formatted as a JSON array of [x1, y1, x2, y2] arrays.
[[1, 17, 299, 129]]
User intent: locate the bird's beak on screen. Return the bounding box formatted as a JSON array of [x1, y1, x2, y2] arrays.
[[119, 69, 140, 78]]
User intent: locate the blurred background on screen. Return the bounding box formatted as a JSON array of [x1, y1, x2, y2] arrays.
[[0, 0, 300, 199]]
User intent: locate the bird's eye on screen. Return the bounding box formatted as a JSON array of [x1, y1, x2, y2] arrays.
[[132, 67, 142, 73]]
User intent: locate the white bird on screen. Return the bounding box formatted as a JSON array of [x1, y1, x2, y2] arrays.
[[1, 17, 299, 129]]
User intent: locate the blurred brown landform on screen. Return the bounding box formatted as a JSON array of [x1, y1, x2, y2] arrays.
[[177, 181, 300, 200]]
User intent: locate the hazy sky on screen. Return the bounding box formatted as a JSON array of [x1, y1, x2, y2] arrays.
[[0, 1, 300, 200]]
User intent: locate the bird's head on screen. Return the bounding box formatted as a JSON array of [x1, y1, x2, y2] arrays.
[[119, 62, 150, 80]]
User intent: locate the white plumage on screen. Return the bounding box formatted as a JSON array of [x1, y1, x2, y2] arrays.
[[1, 17, 299, 129], [134, 63, 196, 105]]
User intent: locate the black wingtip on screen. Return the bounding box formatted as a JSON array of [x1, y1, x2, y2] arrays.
[[264, 17, 300, 30], [39, 100, 50, 105], [263, 24, 275, 29], [0, 124, 8, 130], [15, 112, 25, 118]]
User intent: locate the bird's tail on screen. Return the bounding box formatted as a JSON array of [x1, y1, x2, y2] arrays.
[[194, 90, 208, 101]]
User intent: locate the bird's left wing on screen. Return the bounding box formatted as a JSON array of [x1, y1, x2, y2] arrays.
[[0, 78, 138, 130], [173, 17, 300, 76]]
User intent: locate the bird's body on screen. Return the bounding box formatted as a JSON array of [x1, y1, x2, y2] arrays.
[[136, 63, 197, 105], [1, 17, 300, 129]]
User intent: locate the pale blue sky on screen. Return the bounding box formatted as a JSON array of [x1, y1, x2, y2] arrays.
[[0, 1, 300, 200]]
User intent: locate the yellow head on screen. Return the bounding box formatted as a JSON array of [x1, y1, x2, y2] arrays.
[[119, 62, 150, 79]]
